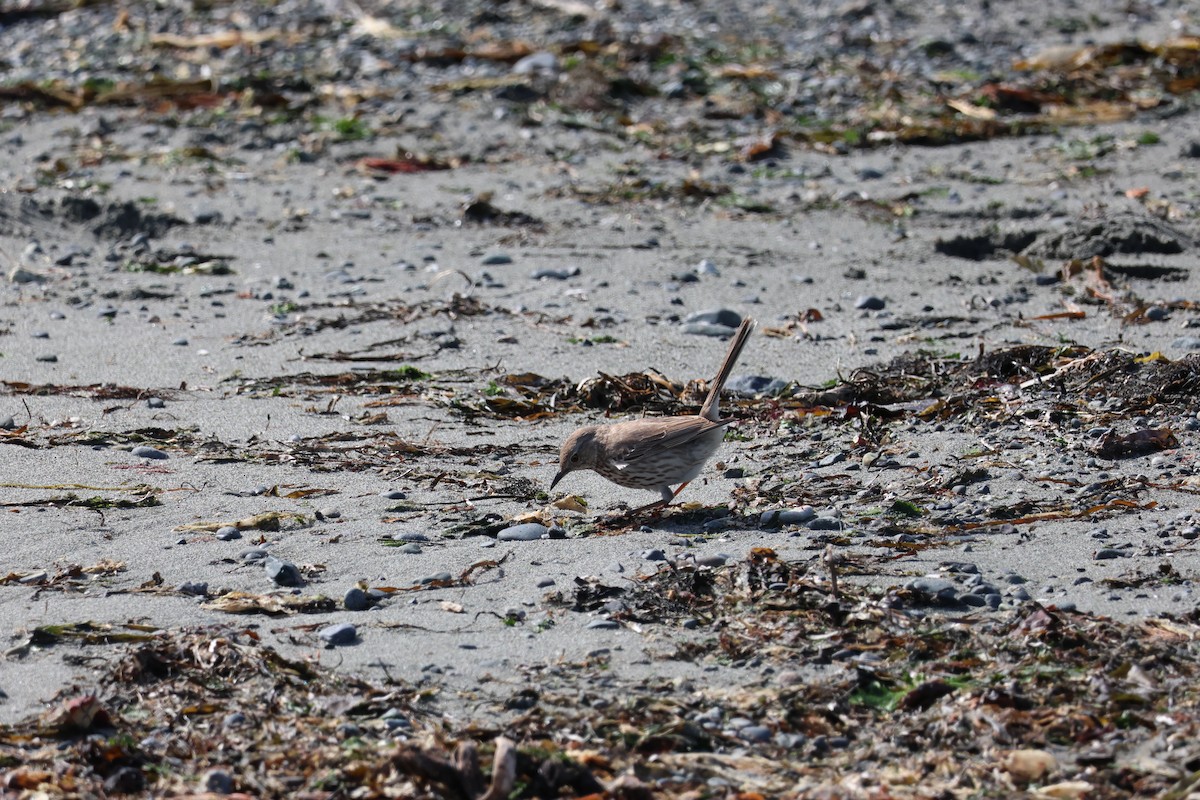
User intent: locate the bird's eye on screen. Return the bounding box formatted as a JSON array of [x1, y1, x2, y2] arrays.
[[569, 453, 579, 463]]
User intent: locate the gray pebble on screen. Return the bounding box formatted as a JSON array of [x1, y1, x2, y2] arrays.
[[482, 252, 513, 265], [215, 526, 241, 541], [684, 308, 742, 328], [202, 769, 235, 795], [684, 322, 739, 337], [264, 555, 303, 586], [761, 506, 816, 526], [641, 548, 667, 561], [587, 619, 619, 630], [35, 354, 58, 362], [738, 725, 772, 743], [418, 571, 452, 584], [344, 587, 370, 611], [1172, 336, 1200, 351], [0, 416, 14, 430], [319, 622, 357, 646], [726, 375, 789, 396], [31, 330, 49, 339], [535, 576, 556, 588], [530, 267, 580, 280], [147, 397, 165, 409], [381, 489, 407, 499], [818, 452, 846, 467], [396, 543, 422, 555], [806, 516, 842, 531], [395, 531, 429, 542], [907, 577, 958, 601], [172, 337, 188, 346], [694, 258, 720, 276], [240, 548, 268, 563], [178, 581, 208, 596], [498, 522, 548, 541], [855, 295, 886, 310], [131, 445, 168, 460], [697, 554, 728, 567], [1094, 548, 1124, 560]]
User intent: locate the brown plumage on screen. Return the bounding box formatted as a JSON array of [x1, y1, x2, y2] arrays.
[[550, 317, 755, 509]]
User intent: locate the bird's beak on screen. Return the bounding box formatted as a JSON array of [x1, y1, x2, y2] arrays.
[[550, 469, 565, 491]]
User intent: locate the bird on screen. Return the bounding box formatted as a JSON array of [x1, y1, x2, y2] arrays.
[[550, 317, 755, 512]]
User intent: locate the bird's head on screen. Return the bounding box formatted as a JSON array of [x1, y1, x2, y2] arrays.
[[550, 426, 600, 490]]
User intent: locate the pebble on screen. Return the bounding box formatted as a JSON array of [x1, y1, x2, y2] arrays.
[[855, 295, 886, 310], [35, 354, 58, 362], [498, 522, 548, 541], [641, 548, 667, 561], [131, 445, 168, 460], [906, 576, 959, 602], [1094, 548, 1124, 560], [818, 452, 846, 467], [697, 554, 729, 567], [264, 556, 303, 586], [806, 516, 842, 531], [535, 576, 556, 588], [172, 337, 188, 346], [481, 252, 513, 265], [319, 622, 357, 646], [240, 548, 268, 563], [1172, 336, 1200, 351], [738, 725, 773, 743], [418, 571, 452, 584], [761, 506, 815, 526], [530, 267, 579, 280], [684, 307, 742, 328], [178, 581, 208, 596], [726, 375, 789, 396], [396, 543, 422, 554], [586, 619, 619, 630], [344, 587, 370, 611], [0, 416, 15, 430], [694, 258, 720, 276], [202, 769, 235, 795], [215, 526, 241, 541], [147, 397, 165, 409]]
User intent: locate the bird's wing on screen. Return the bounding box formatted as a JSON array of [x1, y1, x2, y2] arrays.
[[609, 416, 729, 467]]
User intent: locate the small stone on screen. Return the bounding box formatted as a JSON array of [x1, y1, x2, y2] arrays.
[[535, 576, 556, 588], [697, 554, 728, 567], [760, 506, 816, 526], [264, 556, 303, 586], [178, 581, 208, 596], [381, 489, 407, 499], [726, 375, 789, 396], [202, 769, 235, 795], [172, 337, 188, 346], [641, 548, 667, 561], [1172, 336, 1200, 351], [498, 522, 548, 541], [215, 526, 241, 541], [319, 622, 357, 646], [530, 267, 579, 280], [147, 397, 165, 409], [587, 619, 619, 630], [1094, 548, 1123, 560], [240, 548, 268, 563], [855, 295, 886, 310], [694, 258, 720, 276], [35, 354, 58, 363], [806, 516, 842, 531], [131, 445, 168, 460], [344, 587, 370, 611], [482, 252, 513, 265], [739, 725, 772, 743], [907, 576, 958, 602], [8, 266, 46, 284]]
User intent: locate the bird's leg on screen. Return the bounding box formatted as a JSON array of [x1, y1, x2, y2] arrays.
[[627, 483, 691, 517]]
